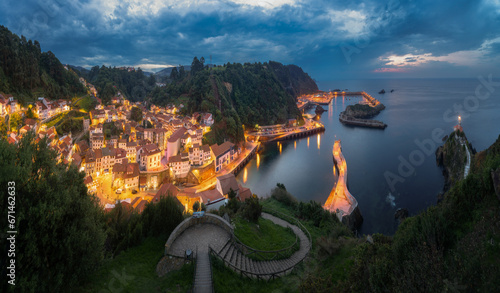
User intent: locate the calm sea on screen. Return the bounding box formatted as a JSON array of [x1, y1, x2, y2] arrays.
[[237, 78, 500, 235]]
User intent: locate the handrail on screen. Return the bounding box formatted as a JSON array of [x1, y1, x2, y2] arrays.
[[231, 224, 299, 261], [209, 246, 295, 281], [208, 210, 312, 280], [208, 248, 215, 293], [191, 246, 197, 293], [262, 207, 312, 248]]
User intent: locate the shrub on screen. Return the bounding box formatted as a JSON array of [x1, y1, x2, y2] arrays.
[[270, 184, 297, 207], [241, 195, 262, 222], [193, 201, 200, 212]]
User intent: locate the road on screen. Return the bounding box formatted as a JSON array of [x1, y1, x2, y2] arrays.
[[460, 137, 471, 178]]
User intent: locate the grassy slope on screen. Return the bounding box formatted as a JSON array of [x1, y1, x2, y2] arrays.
[[233, 216, 296, 251], [78, 237, 194, 293], [211, 198, 358, 293], [211, 255, 301, 293]]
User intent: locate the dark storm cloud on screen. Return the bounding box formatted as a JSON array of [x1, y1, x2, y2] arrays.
[[1, 0, 499, 79]]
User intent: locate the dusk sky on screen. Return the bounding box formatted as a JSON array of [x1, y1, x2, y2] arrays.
[[1, 0, 500, 80]]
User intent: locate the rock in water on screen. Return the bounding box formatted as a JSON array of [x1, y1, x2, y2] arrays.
[[395, 208, 409, 224], [315, 105, 326, 113]]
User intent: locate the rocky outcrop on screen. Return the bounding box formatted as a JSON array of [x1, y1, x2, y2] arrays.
[[339, 100, 387, 129], [436, 130, 471, 197], [341, 206, 363, 231], [394, 208, 409, 225], [315, 105, 326, 114], [339, 113, 387, 129], [343, 103, 385, 119]]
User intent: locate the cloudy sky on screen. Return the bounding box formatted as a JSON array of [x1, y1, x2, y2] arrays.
[[1, 0, 500, 80]]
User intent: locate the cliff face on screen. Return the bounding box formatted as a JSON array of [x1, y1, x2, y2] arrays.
[[342, 206, 363, 231], [268, 61, 318, 97], [435, 130, 470, 194]]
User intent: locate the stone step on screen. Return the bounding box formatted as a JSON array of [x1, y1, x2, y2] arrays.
[[229, 247, 237, 266], [237, 252, 243, 269], [223, 245, 233, 260], [194, 252, 212, 293], [219, 239, 231, 255]]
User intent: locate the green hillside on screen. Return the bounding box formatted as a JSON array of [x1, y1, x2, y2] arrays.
[[0, 26, 85, 103]]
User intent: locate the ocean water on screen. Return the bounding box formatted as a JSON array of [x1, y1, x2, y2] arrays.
[[237, 78, 500, 235]]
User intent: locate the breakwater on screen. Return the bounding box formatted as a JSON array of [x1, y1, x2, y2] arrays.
[[323, 140, 363, 230]]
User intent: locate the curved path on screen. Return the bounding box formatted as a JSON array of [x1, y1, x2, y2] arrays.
[[211, 212, 311, 279], [167, 212, 311, 291]]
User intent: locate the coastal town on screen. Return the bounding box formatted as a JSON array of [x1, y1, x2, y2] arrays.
[[1, 74, 387, 219], [0, 76, 264, 214], [1, 74, 334, 216]]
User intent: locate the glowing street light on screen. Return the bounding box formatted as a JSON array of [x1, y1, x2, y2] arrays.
[[458, 115, 461, 125]]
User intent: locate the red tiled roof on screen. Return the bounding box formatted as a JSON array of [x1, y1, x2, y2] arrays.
[[136, 200, 148, 213], [168, 127, 187, 143], [198, 189, 224, 204], [84, 176, 93, 185], [154, 183, 179, 203], [210, 141, 234, 158], [216, 173, 239, 195], [238, 185, 253, 202]]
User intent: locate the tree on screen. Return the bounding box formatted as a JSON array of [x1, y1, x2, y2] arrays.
[[191, 57, 203, 76], [9, 112, 22, 131], [226, 188, 240, 214], [241, 195, 262, 222], [0, 133, 106, 292], [170, 67, 179, 80], [0, 121, 7, 139], [141, 194, 184, 237], [147, 74, 156, 87], [100, 82, 116, 105], [26, 106, 36, 119], [178, 65, 186, 79], [193, 201, 200, 212], [130, 106, 143, 123]]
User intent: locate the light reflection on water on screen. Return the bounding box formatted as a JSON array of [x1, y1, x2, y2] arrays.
[[237, 79, 500, 234]]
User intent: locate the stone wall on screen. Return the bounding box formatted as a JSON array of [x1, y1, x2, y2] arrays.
[[164, 213, 233, 255], [186, 162, 215, 185]]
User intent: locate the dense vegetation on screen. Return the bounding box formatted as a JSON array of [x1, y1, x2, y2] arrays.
[[150, 58, 317, 144], [76, 237, 194, 293], [0, 133, 105, 292], [330, 133, 500, 292], [68, 54, 317, 144], [75, 65, 156, 105], [0, 26, 85, 103], [215, 147, 500, 292], [0, 134, 185, 292], [211, 184, 355, 293], [343, 103, 385, 119]]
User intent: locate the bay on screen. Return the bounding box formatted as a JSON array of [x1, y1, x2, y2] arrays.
[[237, 78, 500, 234]]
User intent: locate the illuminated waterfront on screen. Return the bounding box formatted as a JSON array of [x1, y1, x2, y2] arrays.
[[237, 78, 500, 234]]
